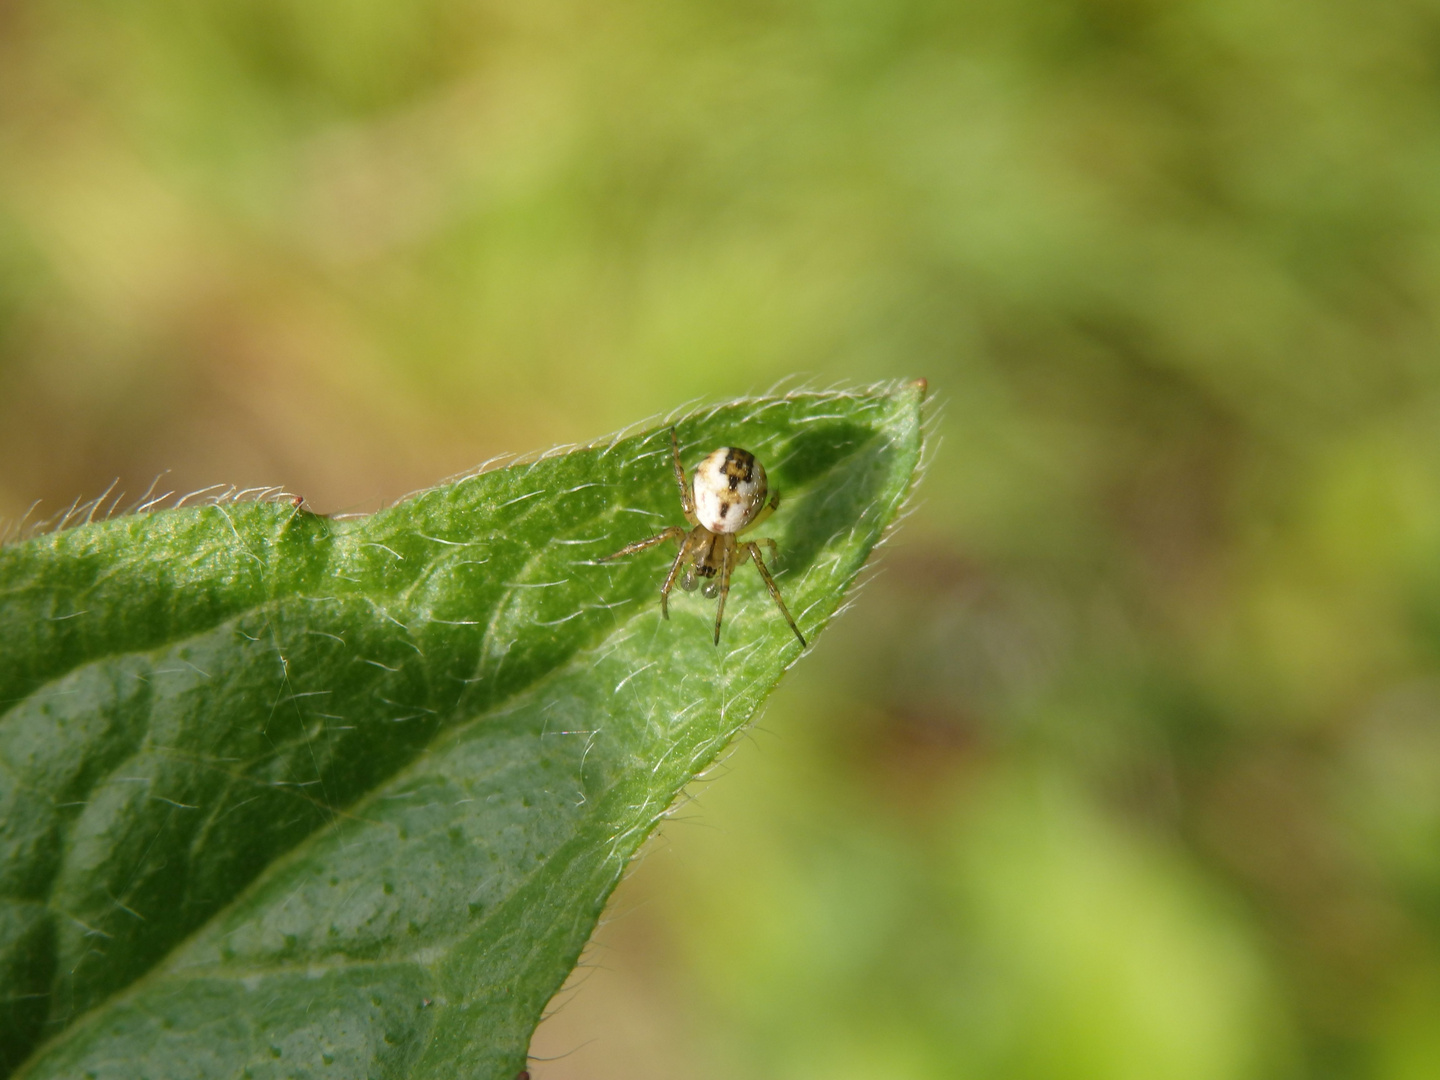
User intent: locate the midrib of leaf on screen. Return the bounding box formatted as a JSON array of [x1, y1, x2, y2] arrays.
[[1, 383, 924, 1080]]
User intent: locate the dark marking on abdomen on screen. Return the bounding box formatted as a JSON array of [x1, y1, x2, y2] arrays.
[[722, 448, 756, 490]]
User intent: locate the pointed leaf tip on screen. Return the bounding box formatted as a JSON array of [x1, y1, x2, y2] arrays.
[[2, 384, 923, 1080]]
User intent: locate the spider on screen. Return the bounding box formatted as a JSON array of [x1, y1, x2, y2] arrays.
[[598, 428, 807, 648]]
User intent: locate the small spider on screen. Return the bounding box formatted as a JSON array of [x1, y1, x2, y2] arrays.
[[599, 428, 807, 648]]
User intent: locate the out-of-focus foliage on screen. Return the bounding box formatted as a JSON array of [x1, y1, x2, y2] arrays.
[[3, 0, 1439, 1077]]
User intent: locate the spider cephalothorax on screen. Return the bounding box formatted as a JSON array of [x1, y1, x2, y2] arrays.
[[598, 429, 806, 647]]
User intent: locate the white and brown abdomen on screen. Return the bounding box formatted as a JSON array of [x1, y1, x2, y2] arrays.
[[692, 447, 768, 534]]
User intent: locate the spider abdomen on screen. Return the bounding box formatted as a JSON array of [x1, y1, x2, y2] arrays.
[[692, 447, 768, 534]]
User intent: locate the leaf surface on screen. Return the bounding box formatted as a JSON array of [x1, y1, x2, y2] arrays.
[[0, 383, 924, 1080]]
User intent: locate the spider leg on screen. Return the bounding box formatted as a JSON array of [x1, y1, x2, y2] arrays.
[[660, 527, 704, 619], [739, 490, 779, 535], [670, 427, 696, 520], [713, 535, 736, 645], [744, 541, 807, 648], [596, 525, 687, 563]]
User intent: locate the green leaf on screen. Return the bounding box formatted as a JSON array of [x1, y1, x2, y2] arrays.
[[0, 382, 924, 1080]]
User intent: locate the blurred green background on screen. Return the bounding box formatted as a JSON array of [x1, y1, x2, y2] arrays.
[[4, 1, 1440, 1077]]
